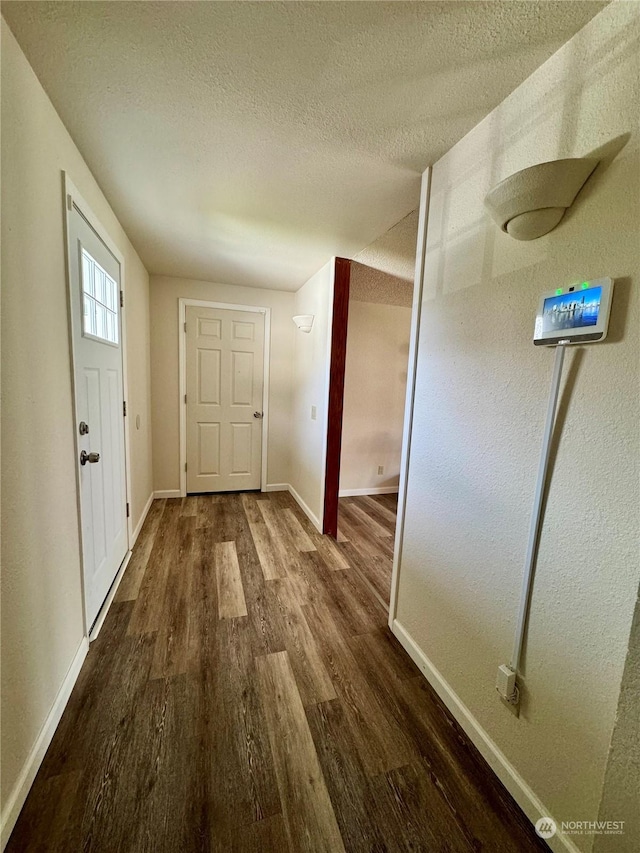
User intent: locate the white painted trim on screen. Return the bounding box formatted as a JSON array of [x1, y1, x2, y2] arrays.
[[154, 489, 182, 499], [288, 484, 322, 532], [265, 483, 289, 492], [88, 549, 132, 642], [262, 309, 272, 492], [131, 492, 154, 548], [391, 619, 582, 853], [63, 177, 125, 277], [0, 638, 89, 850], [388, 167, 432, 628], [178, 298, 271, 498], [317, 259, 336, 533], [339, 486, 399, 497], [63, 174, 133, 638]]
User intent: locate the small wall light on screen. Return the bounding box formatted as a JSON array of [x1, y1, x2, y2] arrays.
[[293, 314, 314, 333], [484, 157, 599, 241]]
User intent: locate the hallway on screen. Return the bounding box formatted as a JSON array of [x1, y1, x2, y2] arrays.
[[8, 492, 546, 852]]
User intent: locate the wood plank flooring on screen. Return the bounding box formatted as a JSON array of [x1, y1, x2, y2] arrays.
[[338, 494, 398, 606], [7, 491, 548, 853]]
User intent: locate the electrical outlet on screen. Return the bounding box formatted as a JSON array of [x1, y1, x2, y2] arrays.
[[377, 465, 384, 475], [496, 664, 520, 714], [311, 405, 317, 420]]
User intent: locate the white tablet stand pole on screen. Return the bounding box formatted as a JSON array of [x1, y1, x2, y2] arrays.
[[497, 340, 570, 707]]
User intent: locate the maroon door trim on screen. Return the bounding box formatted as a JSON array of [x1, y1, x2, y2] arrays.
[[323, 257, 351, 537]]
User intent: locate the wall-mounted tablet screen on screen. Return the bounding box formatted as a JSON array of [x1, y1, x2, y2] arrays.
[[534, 278, 613, 346]]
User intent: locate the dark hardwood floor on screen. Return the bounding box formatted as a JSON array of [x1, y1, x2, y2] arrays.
[[7, 491, 547, 852], [337, 494, 398, 607]]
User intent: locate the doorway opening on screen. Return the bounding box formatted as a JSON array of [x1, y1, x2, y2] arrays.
[[323, 250, 416, 609]]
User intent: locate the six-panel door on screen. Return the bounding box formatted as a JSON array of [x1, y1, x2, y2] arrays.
[[185, 306, 265, 493]]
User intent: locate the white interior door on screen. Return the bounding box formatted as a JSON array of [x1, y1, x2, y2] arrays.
[[68, 204, 128, 629], [186, 305, 264, 493]]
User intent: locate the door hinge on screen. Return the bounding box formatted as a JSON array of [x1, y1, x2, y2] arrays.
[[123, 401, 127, 417], [184, 462, 188, 472], [120, 290, 124, 308], [126, 502, 130, 518], [184, 321, 187, 332], [184, 393, 187, 404]]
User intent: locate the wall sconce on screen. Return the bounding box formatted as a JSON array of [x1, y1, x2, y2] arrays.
[[293, 314, 314, 333], [484, 157, 599, 240]]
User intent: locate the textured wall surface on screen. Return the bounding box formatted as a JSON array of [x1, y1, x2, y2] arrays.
[[289, 262, 335, 525], [340, 299, 411, 493], [1, 22, 153, 816], [149, 277, 295, 492], [594, 594, 640, 853], [2, 2, 606, 290], [396, 4, 640, 851]]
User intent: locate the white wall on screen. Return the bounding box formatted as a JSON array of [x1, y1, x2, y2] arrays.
[[594, 593, 640, 853], [394, 4, 640, 851], [289, 261, 335, 528], [340, 299, 411, 494], [149, 276, 295, 493], [1, 19, 153, 839]]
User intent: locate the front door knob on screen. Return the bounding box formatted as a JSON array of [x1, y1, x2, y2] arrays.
[[80, 450, 100, 465]]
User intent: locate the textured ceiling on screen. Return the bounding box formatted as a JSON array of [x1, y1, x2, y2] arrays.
[[355, 210, 419, 283], [2, 1, 607, 291]]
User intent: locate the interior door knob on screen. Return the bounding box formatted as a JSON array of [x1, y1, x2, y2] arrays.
[[253, 411, 264, 419], [80, 450, 100, 465]]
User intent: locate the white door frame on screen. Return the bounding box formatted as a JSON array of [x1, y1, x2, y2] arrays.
[[388, 167, 431, 626], [178, 298, 271, 497], [63, 173, 133, 639]]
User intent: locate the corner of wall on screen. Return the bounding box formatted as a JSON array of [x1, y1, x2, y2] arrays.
[[593, 592, 640, 853], [289, 260, 336, 527]]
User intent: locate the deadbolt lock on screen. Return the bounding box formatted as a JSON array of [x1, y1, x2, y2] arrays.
[[80, 450, 100, 465], [79, 421, 89, 435]]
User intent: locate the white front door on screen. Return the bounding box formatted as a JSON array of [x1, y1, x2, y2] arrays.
[[185, 305, 264, 493], [68, 204, 128, 629]]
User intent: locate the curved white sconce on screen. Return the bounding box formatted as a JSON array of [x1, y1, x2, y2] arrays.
[[293, 314, 314, 333], [484, 157, 599, 240]]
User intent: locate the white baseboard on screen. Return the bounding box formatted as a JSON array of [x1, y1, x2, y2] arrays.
[[287, 484, 322, 532], [131, 491, 154, 547], [390, 619, 581, 853], [264, 483, 289, 492], [339, 486, 399, 497], [1, 637, 89, 851], [153, 489, 181, 499]]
